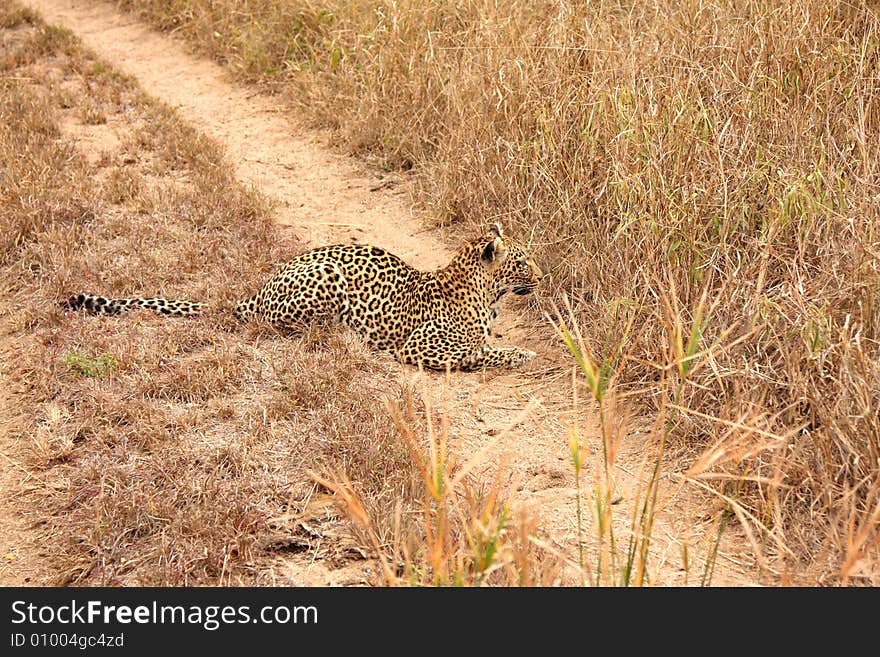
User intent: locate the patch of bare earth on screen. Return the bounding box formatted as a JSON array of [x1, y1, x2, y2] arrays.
[[1, 0, 763, 585]]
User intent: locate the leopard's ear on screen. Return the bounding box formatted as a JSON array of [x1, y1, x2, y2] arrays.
[[481, 235, 508, 269], [487, 223, 504, 239]]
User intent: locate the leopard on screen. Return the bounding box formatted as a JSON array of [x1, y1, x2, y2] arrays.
[[62, 223, 543, 370]]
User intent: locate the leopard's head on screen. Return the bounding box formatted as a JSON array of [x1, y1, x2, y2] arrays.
[[478, 223, 542, 298]]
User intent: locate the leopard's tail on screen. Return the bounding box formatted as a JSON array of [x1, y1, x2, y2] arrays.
[[61, 293, 206, 317]]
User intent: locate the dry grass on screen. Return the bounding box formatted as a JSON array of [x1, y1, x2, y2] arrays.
[[2, 5, 551, 585], [317, 386, 558, 586], [103, 0, 880, 583]]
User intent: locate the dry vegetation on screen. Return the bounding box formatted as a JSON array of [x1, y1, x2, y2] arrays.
[[1, 4, 549, 585], [100, 0, 880, 583]]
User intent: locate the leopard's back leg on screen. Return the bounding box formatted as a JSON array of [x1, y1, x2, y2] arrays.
[[234, 260, 349, 327]]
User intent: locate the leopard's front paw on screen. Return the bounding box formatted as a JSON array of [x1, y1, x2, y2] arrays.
[[511, 349, 537, 367]]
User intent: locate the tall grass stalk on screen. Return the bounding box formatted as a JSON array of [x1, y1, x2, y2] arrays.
[[319, 377, 546, 586]]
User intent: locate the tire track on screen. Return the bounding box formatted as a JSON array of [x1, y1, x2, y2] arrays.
[[28, 0, 453, 267]]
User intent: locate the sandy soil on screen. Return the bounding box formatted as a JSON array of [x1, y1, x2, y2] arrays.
[[2, 0, 762, 586]]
